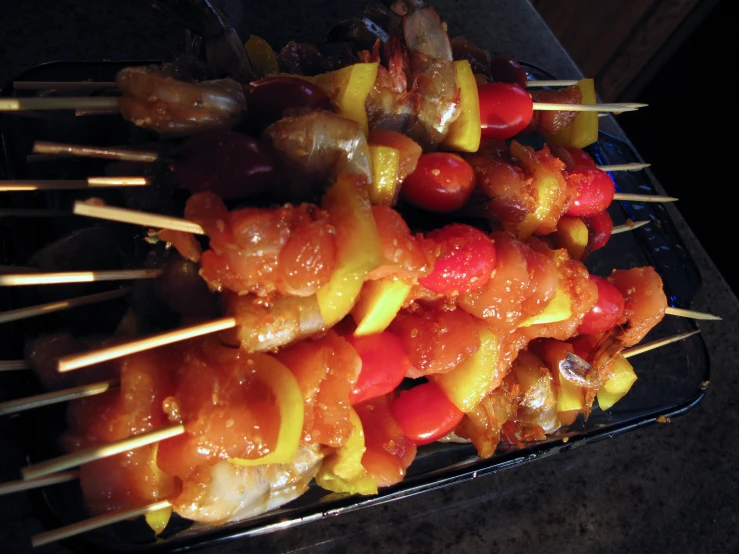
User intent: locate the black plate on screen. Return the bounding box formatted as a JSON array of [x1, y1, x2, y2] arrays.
[[0, 62, 710, 553]]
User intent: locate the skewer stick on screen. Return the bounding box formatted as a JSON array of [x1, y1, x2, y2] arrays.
[[0, 177, 149, 192], [613, 193, 678, 203], [597, 163, 651, 171], [33, 141, 160, 163], [0, 269, 161, 286], [58, 317, 237, 372], [0, 287, 132, 324], [532, 102, 642, 112], [13, 81, 117, 91], [0, 380, 119, 417], [621, 330, 700, 358], [611, 220, 649, 234], [665, 307, 721, 321], [0, 471, 80, 497], [75, 107, 121, 116], [0, 360, 30, 371], [73, 201, 206, 234], [526, 79, 579, 87], [0, 97, 120, 112], [32, 499, 172, 548], [22, 424, 185, 481]]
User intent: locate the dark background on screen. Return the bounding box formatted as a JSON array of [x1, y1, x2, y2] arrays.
[[618, 5, 728, 290]]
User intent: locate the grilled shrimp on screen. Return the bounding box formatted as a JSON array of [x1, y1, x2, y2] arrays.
[[362, 37, 416, 133], [264, 111, 372, 201], [401, 4, 460, 149], [173, 444, 324, 524], [116, 67, 246, 136]]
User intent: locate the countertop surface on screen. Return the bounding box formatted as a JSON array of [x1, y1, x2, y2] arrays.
[[1, 1, 736, 553]]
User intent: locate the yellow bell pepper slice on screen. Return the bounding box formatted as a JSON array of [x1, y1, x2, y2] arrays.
[[245, 35, 279, 77], [505, 141, 568, 239], [518, 286, 572, 328], [352, 278, 412, 336], [316, 174, 384, 326], [597, 355, 638, 411], [310, 62, 379, 136], [228, 353, 304, 466], [555, 216, 589, 261], [314, 408, 378, 495], [441, 60, 481, 153], [145, 505, 173, 536], [368, 144, 401, 206], [546, 78, 599, 149], [430, 327, 499, 413]]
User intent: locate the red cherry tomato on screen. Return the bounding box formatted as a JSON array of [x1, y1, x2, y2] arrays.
[[390, 382, 464, 445], [584, 210, 613, 251], [565, 167, 615, 217], [477, 82, 534, 140], [419, 224, 497, 295], [570, 334, 599, 360], [172, 131, 279, 200], [577, 275, 625, 335], [488, 57, 528, 89], [244, 76, 332, 131], [401, 153, 476, 213], [346, 333, 412, 405], [565, 147, 597, 168]]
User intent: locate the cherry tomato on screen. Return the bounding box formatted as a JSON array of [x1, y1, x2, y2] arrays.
[[565, 167, 615, 217], [346, 333, 412, 405], [488, 57, 528, 89], [577, 275, 625, 335], [419, 224, 497, 295], [244, 76, 332, 132], [565, 147, 597, 168], [391, 382, 464, 445], [401, 153, 476, 213], [584, 210, 613, 251], [172, 131, 279, 200], [570, 334, 599, 360], [477, 82, 534, 140]]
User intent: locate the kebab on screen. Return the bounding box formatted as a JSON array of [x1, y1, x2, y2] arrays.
[[0, 0, 716, 544]]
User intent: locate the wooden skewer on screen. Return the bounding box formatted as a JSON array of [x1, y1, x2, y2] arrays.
[[58, 317, 237, 373], [73, 201, 206, 235], [0, 269, 161, 286], [0, 471, 80, 497], [613, 193, 678, 203], [597, 163, 651, 171], [32, 499, 172, 548], [22, 424, 185, 481], [33, 141, 160, 163], [0, 97, 120, 112], [75, 107, 121, 116], [665, 307, 722, 321], [13, 81, 117, 91], [611, 220, 649, 234], [526, 79, 579, 87], [0, 360, 30, 371], [0, 177, 149, 192], [532, 102, 642, 112], [0, 287, 132, 324], [0, 380, 119, 417], [621, 330, 700, 358]]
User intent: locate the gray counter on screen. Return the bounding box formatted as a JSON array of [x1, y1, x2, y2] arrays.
[[1, 1, 736, 553]]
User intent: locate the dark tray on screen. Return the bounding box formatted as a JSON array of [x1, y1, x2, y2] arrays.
[[0, 61, 710, 553]]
